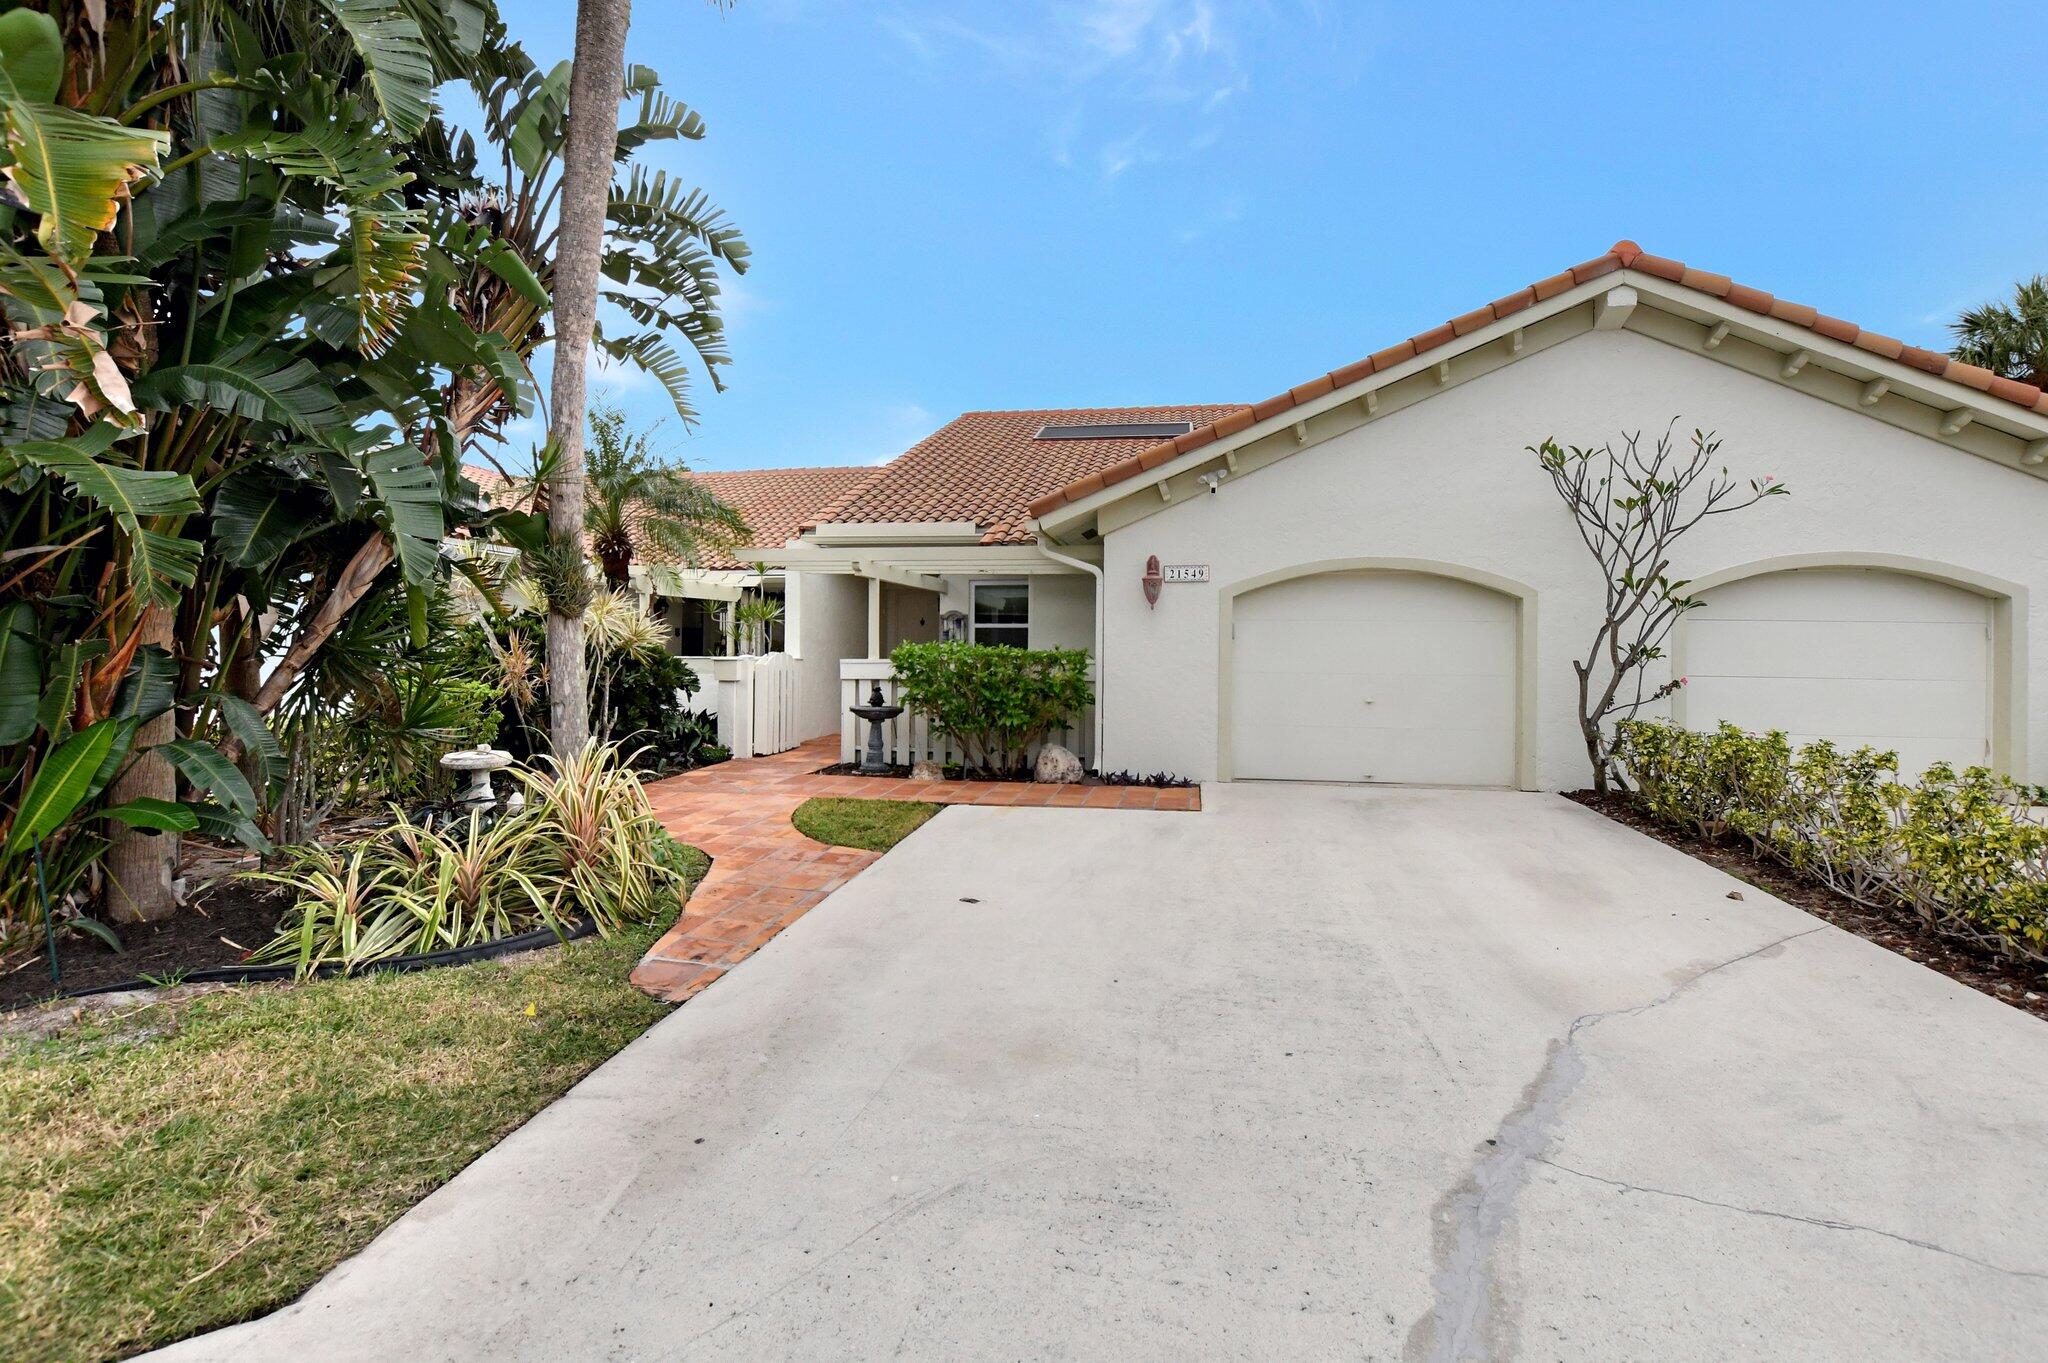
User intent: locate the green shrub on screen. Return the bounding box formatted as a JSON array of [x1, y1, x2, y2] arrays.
[[252, 744, 691, 978], [483, 616, 707, 770], [599, 647, 702, 755], [889, 641, 1093, 776], [1613, 719, 2048, 963], [315, 670, 504, 808]]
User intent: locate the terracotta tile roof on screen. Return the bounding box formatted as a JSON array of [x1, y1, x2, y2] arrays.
[[682, 466, 877, 568], [1025, 241, 2048, 520], [460, 462, 878, 572], [824, 406, 1247, 544]]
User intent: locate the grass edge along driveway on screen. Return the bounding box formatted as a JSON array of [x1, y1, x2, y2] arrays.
[[790, 796, 941, 854], [0, 845, 708, 1363]]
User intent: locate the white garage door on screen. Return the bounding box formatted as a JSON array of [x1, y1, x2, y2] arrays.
[[1681, 568, 1990, 775], [1229, 571, 1518, 785]]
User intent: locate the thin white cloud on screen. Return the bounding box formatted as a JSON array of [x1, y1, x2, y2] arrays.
[[877, 1, 1250, 178], [829, 400, 936, 465], [1919, 289, 1998, 328], [1172, 191, 1242, 244], [1099, 129, 1152, 179]]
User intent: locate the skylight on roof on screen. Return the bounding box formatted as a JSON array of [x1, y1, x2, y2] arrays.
[[1033, 421, 1194, 440]]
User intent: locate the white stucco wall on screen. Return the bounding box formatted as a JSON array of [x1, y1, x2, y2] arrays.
[[1100, 328, 2048, 788], [790, 570, 866, 740], [1028, 573, 1095, 651]]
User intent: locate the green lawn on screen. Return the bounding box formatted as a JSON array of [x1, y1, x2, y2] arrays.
[[791, 796, 942, 853], [0, 845, 707, 1363]]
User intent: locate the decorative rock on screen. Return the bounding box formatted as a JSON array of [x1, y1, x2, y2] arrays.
[[910, 759, 946, 782], [1034, 744, 1085, 784]]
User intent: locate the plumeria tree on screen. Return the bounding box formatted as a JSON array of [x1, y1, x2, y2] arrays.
[[1530, 424, 1788, 793]]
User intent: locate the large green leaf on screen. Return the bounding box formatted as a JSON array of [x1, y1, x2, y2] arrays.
[[609, 167, 750, 272], [615, 87, 704, 157], [480, 237, 549, 309], [322, 0, 435, 137], [0, 243, 141, 427], [476, 331, 535, 418], [154, 737, 259, 818], [111, 645, 177, 725], [598, 329, 703, 423], [134, 347, 344, 434], [8, 425, 202, 602], [7, 719, 123, 855], [356, 439, 446, 583], [216, 694, 286, 792], [508, 60, 570, 178], [84, 716, 139, 801], [35, 639, 100, 740], [0, 9, 63, 103], [214, 124, 411, 199], [346, 197, 426, 354], [0, 99, 168, 266], [189, 799, 273, 854], [211, 465, 327, 566], [0, 601, 40, 745], [101, 797, 200, 834]]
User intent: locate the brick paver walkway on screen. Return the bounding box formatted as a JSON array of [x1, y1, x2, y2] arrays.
[[630, 736, 1200, 1001]]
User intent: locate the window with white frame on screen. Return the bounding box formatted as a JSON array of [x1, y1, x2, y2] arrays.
[[970, 580, 1029, 648]]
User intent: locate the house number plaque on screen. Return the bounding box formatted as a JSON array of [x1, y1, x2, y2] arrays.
[[1161, 564, 1209, 583]]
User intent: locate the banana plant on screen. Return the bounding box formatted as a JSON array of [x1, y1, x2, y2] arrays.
[[0, 0, 515, 933], [0, 0, 745, 941], [245, 25, 751, 736]]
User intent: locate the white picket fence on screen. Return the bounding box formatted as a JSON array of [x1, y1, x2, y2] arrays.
[[682, 653, 802, 758], [839, 658, 1094, 771]]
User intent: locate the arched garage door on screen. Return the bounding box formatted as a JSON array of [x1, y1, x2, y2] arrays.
[[1680, 567, 1991, 775], [1229, 571, 1518, 785]]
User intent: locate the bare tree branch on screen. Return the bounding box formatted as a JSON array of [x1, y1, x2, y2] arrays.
[[1530, 422, 1787, 792]]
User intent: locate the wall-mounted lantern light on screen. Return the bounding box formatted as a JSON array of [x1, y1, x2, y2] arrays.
[[1142, 554, 1163, 609]]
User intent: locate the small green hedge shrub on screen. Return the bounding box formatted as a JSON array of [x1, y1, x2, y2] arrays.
[[1613, 719, 2048, 962], [889, 641, 1093, 776]]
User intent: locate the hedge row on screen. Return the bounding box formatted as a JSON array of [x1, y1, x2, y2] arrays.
[[1613, 719, 2048, 963]]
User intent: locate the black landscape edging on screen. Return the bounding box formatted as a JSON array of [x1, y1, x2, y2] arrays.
[[50, 916, 599, 1003]]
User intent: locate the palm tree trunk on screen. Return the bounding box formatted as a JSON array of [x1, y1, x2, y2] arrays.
[[104, 603, 179, 923], [544, 0, 632, 756]]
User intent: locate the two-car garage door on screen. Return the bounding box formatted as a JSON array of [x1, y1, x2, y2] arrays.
[[1227, 564, 1994, 787]]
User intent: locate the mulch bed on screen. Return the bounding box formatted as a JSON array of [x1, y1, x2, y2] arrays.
[[814, 762, 1192, 788], [1568, 790, 2048, 1022], [1, 877, 293, 1013]]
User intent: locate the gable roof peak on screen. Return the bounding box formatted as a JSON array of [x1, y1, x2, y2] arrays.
[[1025, 241, 2048, 522]]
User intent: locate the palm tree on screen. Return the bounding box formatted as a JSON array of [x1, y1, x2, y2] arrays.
[[543, 0, 637, 756], [1952, 277, 2048, 388], [585, 401, 749, 588]]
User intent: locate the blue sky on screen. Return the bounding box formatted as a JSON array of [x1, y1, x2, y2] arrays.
[[487, 0, 2048, 474]]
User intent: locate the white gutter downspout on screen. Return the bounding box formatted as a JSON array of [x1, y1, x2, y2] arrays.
[[1033, 530, 1106, 769]]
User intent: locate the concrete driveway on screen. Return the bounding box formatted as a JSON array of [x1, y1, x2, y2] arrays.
[[152, 785, 2048, 1361]]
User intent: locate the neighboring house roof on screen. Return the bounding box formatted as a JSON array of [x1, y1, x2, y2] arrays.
[[1026, 241, 2048, 520], [685, 466, 877, 568], [459, 462, 878, 571], [822, 406, 1246, 545]]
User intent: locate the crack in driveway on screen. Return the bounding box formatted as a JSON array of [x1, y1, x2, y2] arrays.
[[1407, 927, 1826, 1363], [1532, 1156, 2048, 1282]]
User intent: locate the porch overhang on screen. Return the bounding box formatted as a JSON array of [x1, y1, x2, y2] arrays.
[[638, 565, 770, 602]]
